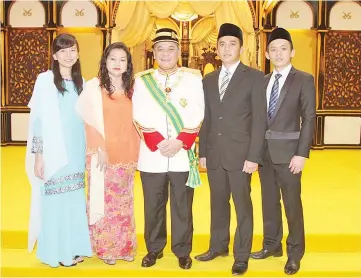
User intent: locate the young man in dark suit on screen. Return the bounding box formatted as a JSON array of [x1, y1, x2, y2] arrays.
[[250, 28, 316, 275], [195, 23, 267, 275]]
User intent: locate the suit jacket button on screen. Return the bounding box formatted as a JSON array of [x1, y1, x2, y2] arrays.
[[218, 133, 222, 136], [219, 117, 223, 120]]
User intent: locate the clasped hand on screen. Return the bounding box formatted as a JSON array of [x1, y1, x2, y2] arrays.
[[157, 139, 183, 158], [242, 160, 258, 174]]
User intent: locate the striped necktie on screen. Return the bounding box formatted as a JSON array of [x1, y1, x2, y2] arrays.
[[219, 69, 230, 100], [268, 73, 282, 120]]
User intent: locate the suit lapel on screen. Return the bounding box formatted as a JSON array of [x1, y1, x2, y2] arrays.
[[270, 66, 296, 124], [265, 74, 271, 91], [211, 68, 221, 103], [265, 73, 272, 125], [221, 62, 247, 102]]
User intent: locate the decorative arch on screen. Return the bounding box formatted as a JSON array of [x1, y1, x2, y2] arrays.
[[190, 16, 216, 45], [330, 1, 361, 30], [276, 0, 313, 29], [189, 16, 220, 73], [112, 1, 121, 27], [247, 1, 256, 26], [9, 0, 45, 27], [61, 0, 98, 27]]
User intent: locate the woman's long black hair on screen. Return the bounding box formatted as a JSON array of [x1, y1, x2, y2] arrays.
[[51, 33, 83, 95], [98, 42, 134, 99]]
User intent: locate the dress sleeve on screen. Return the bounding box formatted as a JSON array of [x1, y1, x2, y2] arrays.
[[85, 123, 106, 153], [31, 118, 43, 153]]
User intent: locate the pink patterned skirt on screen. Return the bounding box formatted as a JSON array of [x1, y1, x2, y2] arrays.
[[86, 159, 137, 261]]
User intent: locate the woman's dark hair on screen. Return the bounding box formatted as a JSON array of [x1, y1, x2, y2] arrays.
[[98, 42, 134, 99], [51, 33, 83, 95]]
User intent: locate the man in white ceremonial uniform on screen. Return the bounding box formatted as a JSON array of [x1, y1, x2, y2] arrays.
[[132, 28, 204, 270]]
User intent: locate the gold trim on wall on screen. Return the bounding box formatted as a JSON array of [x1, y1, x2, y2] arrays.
[[315, 32, 321, 109], [318, 0, 322, 26], [1, 112, 8, 143], [1, 30, 5, 107], [315, 116, 322, 145], [316, 110, 361, 114], [1, 106, 29, 112], [5, 26, 9, 107], [53, 0, 56, 24], [315, 145, 361, 149]]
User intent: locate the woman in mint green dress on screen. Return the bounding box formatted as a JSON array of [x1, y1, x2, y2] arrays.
[[26, 33, 92, 267]]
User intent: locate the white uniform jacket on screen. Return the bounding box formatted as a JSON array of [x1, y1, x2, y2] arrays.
[[133, 67, 204, 173]]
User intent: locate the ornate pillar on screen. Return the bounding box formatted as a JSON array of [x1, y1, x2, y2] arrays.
[[313, 0, 329, 148], [1, 1, 9, 145], [180, 21, 190, 67]]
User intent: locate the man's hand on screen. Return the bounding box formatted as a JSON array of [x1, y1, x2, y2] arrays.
[[242, 160, 258, 174], [199, 157, 206, 168], [157, 139, 169, 157], [157, 139, 169, 150], [158, 139, 183, 157], [289, 155, 306, 174]]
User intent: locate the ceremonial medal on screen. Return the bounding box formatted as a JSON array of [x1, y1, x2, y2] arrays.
[[180, 98, 188, 107]]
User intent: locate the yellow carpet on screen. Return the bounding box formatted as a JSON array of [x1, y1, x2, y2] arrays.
[[1, 147, 361, 277], [2, 250, 361, 277]]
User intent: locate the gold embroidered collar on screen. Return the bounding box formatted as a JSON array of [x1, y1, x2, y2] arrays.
[[158, 67, 179, 76]]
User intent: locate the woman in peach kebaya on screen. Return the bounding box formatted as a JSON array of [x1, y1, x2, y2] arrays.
[[76, 42, 140, 265]]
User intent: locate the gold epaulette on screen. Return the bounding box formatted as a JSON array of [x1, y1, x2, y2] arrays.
[[180, 67, 202, 77], [135, 68, 154, 78]]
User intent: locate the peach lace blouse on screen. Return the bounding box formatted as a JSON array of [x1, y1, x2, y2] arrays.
[[85, 89, 140, 167]]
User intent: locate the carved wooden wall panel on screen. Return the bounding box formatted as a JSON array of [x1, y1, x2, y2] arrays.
[[323, 31, 361, 109], [8, 28, 48, 106]]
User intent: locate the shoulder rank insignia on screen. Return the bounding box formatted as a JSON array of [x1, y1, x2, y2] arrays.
[[180, 67, 202, 77], [135, 68, 154, 78]]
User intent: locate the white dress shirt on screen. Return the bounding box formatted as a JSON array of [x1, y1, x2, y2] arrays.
[[218, 61, 240, 92], [266, 63, 293, 109]]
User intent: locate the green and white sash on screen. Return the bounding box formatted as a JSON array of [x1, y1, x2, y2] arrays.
[[141, 73, 201, 188]]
